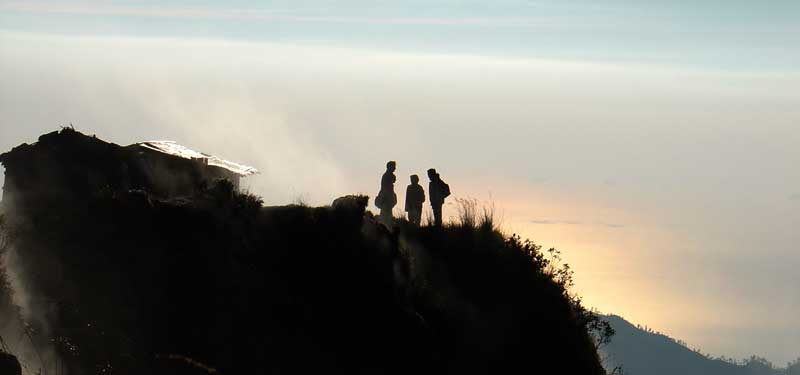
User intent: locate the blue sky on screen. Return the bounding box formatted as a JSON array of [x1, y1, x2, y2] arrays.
[[1, 1, 798, 69], [1, 0, 799, 366]]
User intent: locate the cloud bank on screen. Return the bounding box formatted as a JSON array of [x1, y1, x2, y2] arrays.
[[1, 31, 799, 364]]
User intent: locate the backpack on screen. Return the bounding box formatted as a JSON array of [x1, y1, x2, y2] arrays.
[[375, 190, 397, 209], [441, 181, 451, 198]]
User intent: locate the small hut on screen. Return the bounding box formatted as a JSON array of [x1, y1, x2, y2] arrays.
[[0, 128, 258, 211]]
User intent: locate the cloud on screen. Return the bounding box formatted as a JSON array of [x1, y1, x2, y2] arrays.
[[0, 1, 566, 28], [530, 219, 577, 225], [599, 222, 625, 228], [0, 32, 353, 205], [529, 219, 624, 228], [2, 30, 799, 365]]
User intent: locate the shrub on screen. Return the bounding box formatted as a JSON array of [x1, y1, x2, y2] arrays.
[[451, 197, 497, 231]]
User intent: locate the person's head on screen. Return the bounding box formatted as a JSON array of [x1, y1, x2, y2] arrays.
[[427, 168, 437, 180], [410, 174, 419, 184], [386, 160, 396, 172]]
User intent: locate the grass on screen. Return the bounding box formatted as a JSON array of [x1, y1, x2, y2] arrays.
[[0, 187, 609, 375]]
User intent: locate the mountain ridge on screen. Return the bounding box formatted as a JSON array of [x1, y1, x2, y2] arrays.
[[602, 314, 800, 375]]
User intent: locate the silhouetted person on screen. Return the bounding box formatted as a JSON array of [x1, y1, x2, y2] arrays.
[[405, 174, 425, 226], [427, 168, 450, 226], [375, 161, 397, 225]]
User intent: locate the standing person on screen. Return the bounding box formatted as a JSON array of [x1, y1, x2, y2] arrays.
[[375, 161, 397, 225], [405, 174, 425, 226], [427, 168, 450, 226]]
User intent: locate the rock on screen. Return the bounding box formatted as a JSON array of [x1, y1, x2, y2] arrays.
[[0, 352, 22, 375], [331, 195, 368, 214]]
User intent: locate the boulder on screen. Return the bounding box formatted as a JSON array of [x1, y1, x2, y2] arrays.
[[0, 352, 21, 375], [331, 195, 368, 214]]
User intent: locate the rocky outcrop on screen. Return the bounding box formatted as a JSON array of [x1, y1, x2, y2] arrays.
[[0, 130, 606, 375], [0, 352, 21, 375]]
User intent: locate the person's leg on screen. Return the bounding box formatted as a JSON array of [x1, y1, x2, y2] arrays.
[[410, 209, 421, 225], [380, 208, 393, 225], [432, 206, 443, 226]]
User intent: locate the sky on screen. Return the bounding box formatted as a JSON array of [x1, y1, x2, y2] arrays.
[[1, 0, 798, 365]]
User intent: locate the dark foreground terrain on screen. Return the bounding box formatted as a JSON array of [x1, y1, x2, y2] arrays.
[[0, 129, 606, 374]]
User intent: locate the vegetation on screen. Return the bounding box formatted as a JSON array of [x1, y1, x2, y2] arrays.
[[0, 128, 610, 374], [0, 181, 610, 374], [444, 197, 612, 350]]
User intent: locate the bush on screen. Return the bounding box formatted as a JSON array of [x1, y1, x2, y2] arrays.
[[451, 198, 496, 232], [1, 189, 608, 374]]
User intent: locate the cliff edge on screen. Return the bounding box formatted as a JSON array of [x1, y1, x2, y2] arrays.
[[0, 129, 606, 374]]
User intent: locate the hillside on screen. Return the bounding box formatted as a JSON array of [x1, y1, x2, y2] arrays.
[[602, 315, 800, 375], [0, 129, 607, 374]]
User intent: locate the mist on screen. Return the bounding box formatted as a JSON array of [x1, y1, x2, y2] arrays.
[[1, 31, 799, 364]]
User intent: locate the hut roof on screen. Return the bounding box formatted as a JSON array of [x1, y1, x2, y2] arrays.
[[136, 141, 258, 176]]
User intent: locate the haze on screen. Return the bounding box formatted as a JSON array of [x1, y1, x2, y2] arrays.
[[1, 0, 798, 364]]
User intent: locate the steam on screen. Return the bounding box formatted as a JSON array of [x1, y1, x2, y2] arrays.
[[1, 245, 62, 375], [0, 31, 351, 206]]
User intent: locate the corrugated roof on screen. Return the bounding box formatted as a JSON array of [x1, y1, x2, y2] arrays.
[[137, 141, 258, 176]]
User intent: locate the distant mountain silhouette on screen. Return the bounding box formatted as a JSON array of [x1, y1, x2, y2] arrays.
[[601, 314, 800, 375]]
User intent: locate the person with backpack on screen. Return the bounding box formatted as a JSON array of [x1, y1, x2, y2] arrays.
[[404, 174, 425, 226], [427, 168, 450, 226], [375, 161, 397, 225]]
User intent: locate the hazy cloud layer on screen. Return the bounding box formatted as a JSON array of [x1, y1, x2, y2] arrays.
[[530, 220, 625, 228], [1, 1, 798, 69], [1, 32, 799, 363], [0, 2, 568, 28]]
